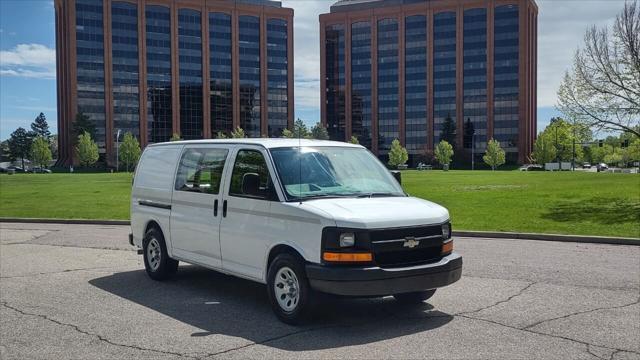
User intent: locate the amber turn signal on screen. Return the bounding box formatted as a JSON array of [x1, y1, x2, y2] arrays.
[[323, 252, 373, 263], [441, 240, 454, 255]]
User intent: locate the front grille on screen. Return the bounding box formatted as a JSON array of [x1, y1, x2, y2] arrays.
[[370, 225, 444, 268]]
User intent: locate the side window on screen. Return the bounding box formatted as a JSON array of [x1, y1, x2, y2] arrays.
[[229, 149, 277, 200], [175, 148, 228, 194]]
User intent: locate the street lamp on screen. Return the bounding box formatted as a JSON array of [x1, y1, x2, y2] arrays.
[[116, 129, 121, 172]]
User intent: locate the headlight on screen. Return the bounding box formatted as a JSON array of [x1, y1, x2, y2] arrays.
[[339, 232, 355, 247], [442, 223, 451, 239]]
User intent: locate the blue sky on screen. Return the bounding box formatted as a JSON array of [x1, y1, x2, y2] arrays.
[[0, 0, 625, 140]]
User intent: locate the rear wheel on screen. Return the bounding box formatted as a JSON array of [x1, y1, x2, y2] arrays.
[[143, 227, 178, 281], [267, 253, 313, 325], [393, 289, 436, 304]]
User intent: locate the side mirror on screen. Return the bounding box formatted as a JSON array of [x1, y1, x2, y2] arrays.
[[242, 173, 261, 196], [391, 170, 401, 185]]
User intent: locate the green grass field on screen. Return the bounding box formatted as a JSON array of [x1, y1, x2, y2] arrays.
[[1, 171, 638, 238]]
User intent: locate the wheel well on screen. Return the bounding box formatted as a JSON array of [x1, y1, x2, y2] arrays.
[[144, 220, 162, 237], [267, 245, 303, 269]]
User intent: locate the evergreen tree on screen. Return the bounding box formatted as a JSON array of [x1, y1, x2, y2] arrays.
[[463, 118, 475, 149], [483, 139, 506, 170], [310, 122, 329, 140], [293, 118, 310, 138], [8, 127, 33, 169], [119, 132, 141, 172], [30, 113, 51, 139], [30, 136, 52, 169], [72, 112, 95, 142], [388, 139, 409, 168], [440, 113, 456, 147], [76, 131, 99, 167]]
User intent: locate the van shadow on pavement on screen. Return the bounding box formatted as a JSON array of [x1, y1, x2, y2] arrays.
[[89, 265, 453, 351]]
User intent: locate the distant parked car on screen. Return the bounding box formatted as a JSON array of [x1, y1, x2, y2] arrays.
[[596, 163, 609, 172], [31, 167, 52, 173], [519, 164, 544, 171], [582, 163, 591, 169], [7, 166, 26, 172]]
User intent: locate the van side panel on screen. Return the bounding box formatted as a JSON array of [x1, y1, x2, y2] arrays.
[[131, 145, 183, 251]]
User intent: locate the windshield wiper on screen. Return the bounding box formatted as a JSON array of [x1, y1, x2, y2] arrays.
[[355, 192, 403, 198], [295, 194, 352, 201]]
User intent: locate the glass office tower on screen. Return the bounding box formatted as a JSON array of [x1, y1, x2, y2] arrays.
[[54, 0, 293, 166], [320, 0, 537, 164]]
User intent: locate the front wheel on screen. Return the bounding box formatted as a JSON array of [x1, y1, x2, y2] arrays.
[[267, 253, 313, 325], [143, 227, 178, 281], [393, 289, 436, 304]]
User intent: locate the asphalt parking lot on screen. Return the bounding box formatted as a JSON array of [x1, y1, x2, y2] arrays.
[[0, 222, 638, 360]]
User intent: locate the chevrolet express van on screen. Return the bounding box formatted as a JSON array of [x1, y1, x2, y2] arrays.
[[130, 139, 462, 324]]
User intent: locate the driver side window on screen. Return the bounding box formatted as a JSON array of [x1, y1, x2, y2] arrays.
[[229, 149, 277, 200]]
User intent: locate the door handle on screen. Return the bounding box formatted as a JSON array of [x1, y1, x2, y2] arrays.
[[222, 200, 227, 217], [214, 199, 218, 217]]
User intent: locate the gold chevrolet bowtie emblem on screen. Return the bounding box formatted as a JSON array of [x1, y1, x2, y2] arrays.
[[403, 237, 420, 248]]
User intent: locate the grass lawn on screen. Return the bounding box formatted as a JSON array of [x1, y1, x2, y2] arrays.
[[1, 171, 638, 238]]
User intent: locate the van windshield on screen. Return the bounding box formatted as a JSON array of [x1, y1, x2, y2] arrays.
[[269, 147, 405, 201]]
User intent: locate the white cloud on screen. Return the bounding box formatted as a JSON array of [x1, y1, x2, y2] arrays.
[[0, 43, 56, 79]]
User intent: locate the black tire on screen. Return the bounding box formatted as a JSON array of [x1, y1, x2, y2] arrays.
[[393, 289, 437, 304], [142, 227, 178, 281], [267, 253, 314, 325]]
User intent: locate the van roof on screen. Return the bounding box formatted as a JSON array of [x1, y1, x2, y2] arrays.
[[148, 138, 364, 149]]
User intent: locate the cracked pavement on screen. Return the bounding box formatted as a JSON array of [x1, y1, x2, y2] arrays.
[[0, 222, 638, 359]]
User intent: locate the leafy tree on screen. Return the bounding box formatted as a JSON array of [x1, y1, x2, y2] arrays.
[[72, 112, 95, 142], [349, 136, 359, 144], [30, 112, 51, 139], [310, 122, 329, 140], [281, 128, 294, 138], [604, 147, 623, 166], [440, 113, 456, 147], [49, 134, 58, 159], [434, 140, 454, 168], [463, 118, 475, 149], [557, 1, 640, 137], [76, 131, 99, 167], [388, 139, 408, 168], [216, 131, 228, 139], [119, 132, 141, 172], [8, 127, 33, 169], [293, 118, 310, 138], [170, 133, 182, 141], [30, 136, 52, 169], [532, 133, 557, 164], [625, 138, 640, 163], [483, 139, 506, 170], [231, 127, 246, 138]]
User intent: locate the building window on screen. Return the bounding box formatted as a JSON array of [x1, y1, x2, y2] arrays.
[[267, 18, 289, 138], [377, 18, 399, 152], [325, 23, 345, 142], [210, 12, 233, 137], [238, 15, 261, 137], [76, 0, 106, 151], [351, 21, 372, 149], [404, 15, 427, 153], [112, 1, 140, 155], [146, 5, 172, 143], [463, 8, 487, 156], [178, 8, 203, 140], [433, 11, 456, 147], [494, 4, 519, 159]]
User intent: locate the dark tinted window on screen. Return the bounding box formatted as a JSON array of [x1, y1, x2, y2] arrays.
[[229, 150, 276, 200], [175, 148, 228, 194]]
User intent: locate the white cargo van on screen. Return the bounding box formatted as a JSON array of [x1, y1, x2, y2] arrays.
[[130, 139, 462, 323]]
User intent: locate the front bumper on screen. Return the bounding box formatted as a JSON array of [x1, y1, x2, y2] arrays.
[[306, 253, 462, 296]]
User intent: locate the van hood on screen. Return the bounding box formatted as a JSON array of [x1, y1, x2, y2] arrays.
[[300, 196, 449, 229]]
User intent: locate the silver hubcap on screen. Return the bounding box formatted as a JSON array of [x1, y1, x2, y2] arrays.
[[274, 267, 300, 312], [147, 238, 161, 271]]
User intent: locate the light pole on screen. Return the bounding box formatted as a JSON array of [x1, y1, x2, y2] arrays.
[[116, 129, 121, 172]]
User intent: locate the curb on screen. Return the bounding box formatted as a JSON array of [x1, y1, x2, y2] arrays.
[[1, 218, 637, 246], [453, 230, 639, 246], [0, 218, 130, 226]]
